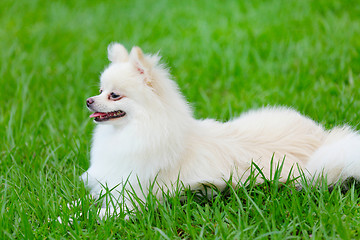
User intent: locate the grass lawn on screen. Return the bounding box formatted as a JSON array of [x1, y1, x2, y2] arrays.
[[1, 0, 360, 238]]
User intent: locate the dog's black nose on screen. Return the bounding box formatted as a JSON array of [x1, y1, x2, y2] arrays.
[[86, 98, 94, 106]]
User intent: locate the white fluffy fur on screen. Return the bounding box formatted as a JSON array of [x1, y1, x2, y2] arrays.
[[82, 43, 360, 218]]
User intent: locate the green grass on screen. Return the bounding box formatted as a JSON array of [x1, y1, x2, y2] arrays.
[[1, 0, 360, 238]]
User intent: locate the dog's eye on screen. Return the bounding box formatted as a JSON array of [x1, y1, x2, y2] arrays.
[[109, 92, 122, 100], [110, 92, 120, 98]]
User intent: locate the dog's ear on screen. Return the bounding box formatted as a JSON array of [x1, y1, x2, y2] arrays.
[[129, 46, 153, 88], [108, 43, 129, 63]]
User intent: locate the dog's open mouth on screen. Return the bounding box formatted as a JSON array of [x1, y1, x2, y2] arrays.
[[89, 110, 126, 122]]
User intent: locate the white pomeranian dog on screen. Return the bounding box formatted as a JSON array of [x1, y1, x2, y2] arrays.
[[82, 43, 360, 218]]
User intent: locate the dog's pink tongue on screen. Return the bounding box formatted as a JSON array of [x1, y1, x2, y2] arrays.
[[89, 112, 107, 118]]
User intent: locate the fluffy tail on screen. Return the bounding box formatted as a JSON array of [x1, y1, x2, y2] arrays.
[[305, 126, 360, 184]]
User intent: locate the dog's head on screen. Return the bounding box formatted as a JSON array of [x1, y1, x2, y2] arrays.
[[86, 43, 165, 125]]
